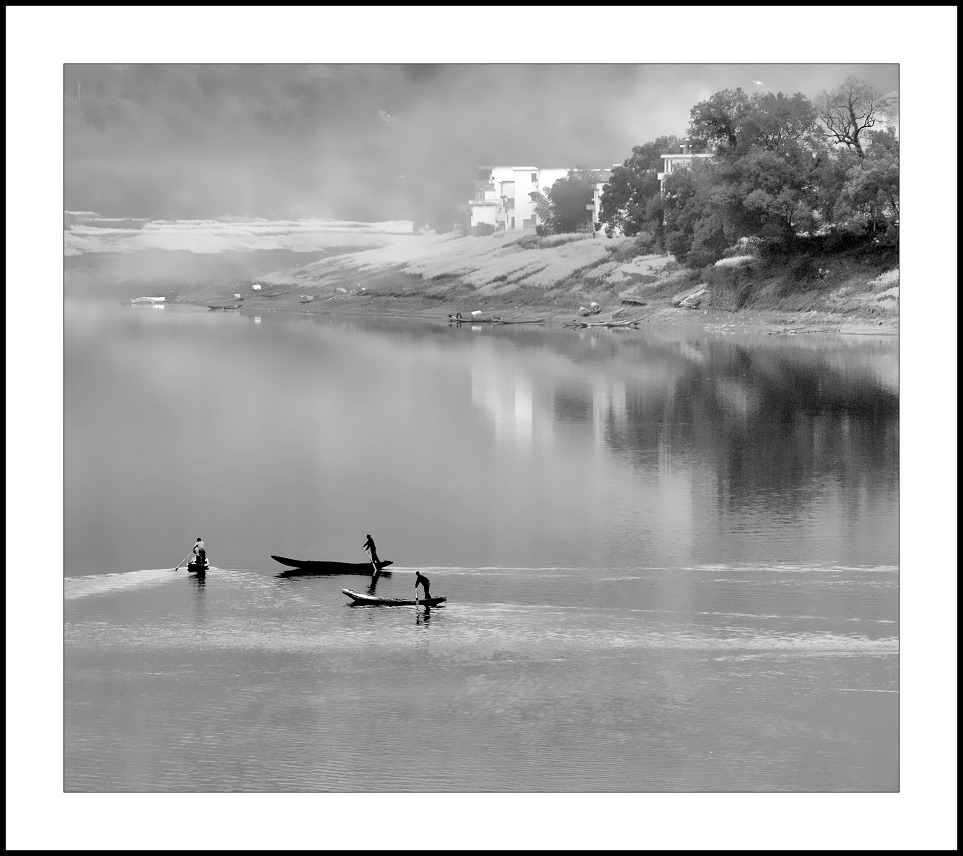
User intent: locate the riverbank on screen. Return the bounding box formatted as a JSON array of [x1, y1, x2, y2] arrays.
[[185, 229, 899, 335]]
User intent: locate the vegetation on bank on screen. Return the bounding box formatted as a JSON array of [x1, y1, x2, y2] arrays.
[[539, 79, 899, 268], [504, 76, 900, 314], [258, 225, 897, 321]]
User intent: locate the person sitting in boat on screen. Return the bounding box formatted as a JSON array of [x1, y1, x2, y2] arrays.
[[193, 537, 206, 565], [414, 570, 431, 600], [363, 534, 381, 567]]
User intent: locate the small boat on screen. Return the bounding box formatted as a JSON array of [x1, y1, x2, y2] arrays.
[[207, 304, 242, 311], [187, 558, 209, 574], [565, 317, 641, 328], [342, 588, 446, 607], [448, 313, 545, 325], [449, 312, 498, 324], [271, 555, 393, 577]]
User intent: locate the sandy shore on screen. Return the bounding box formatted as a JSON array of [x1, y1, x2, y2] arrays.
[[183, 230, 899, 336], [189, 287, 897, 337]]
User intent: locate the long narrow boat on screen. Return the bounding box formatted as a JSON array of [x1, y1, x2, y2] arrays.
[[564, 318, 641, 328], [448, 313, 545, 325], [271, 555, 393, 577], [448, 313, 498, 324], [342, 588, 446, 607]]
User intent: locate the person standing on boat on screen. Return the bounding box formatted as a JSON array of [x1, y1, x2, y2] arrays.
[[414, 570, 431, 600], [193, 537, 206, 565], [363, 533, 381, 568]]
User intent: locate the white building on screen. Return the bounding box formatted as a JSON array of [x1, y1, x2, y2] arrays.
[[657, 143, 713, 194], [465, 165, 616, 233]]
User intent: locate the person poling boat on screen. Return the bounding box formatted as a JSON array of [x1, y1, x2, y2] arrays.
[[414, 570, 431, 600], [363, 533, 384, 592], [362, 533, 381, 566], [187, 537, 209, 573]]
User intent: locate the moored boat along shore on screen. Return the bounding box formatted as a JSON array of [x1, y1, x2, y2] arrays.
[[184, 229, 899, 336]]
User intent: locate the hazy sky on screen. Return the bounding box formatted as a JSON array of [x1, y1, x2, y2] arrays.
[[63, 62, 898, 220]]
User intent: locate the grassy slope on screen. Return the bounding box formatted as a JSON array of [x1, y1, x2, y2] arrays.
[[198, 229, 898, 329]]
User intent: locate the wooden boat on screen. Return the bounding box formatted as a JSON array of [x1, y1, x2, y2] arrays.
[[271, 555, 393, 577], [207, 304, 242, 311], [565, 317, 641, 328], [187, 558, 209, 574], [342, 588, 446, 607], [448, 313, 545, 325], [449, 313, 498, 324]]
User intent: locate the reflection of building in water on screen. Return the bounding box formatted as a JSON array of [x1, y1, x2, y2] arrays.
[[470, 351, 534, 448]]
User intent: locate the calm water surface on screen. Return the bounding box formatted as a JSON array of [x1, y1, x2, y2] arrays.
[[64, 295, 898, 792]]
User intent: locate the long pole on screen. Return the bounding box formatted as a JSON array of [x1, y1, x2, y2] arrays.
[[172, 551, 193, 572]]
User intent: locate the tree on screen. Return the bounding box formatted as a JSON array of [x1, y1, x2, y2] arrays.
[[687, 88, 754, 154], [726, 148, 821, 242], [690, 89, 823, 158], [832, 128, 899, 240], [662, 160, 720, 265], [738, 92, 823, 155], [818, 76, 887, 158], [546, 169, 595, 233], [599, 136, 679, 238], [532, 187, 556, 233]]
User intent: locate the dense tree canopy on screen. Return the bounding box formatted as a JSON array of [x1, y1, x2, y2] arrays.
[[598, 136, 679, 238], [832, 128, 899, 238], [687, 88, 754, 154], [689, 89, 823, 157], [598, 77, 898, 266], [536, 169, 596, 234]]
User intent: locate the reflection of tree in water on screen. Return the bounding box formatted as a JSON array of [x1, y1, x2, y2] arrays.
[[604, 341, 898, 515], [307, 317, 898, 517]]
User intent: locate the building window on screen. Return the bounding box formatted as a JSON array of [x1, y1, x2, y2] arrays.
[[531, 172, 537, 183]]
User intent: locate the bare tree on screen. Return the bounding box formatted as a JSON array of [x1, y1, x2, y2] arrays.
[[819, 76, 886, 157]]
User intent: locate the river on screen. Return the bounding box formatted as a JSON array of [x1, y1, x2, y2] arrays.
[[62, 285, 899, 794]]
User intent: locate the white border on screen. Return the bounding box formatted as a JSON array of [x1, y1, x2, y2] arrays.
[[7, 5, 958, 851]]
